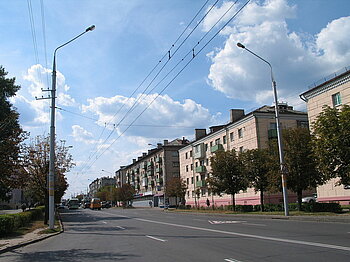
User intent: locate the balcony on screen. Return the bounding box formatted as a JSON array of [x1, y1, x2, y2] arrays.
[[147, 170, 154, 176], [268, 129, 278, 139], [196, 180, 206, 187], [195, 166, 206, 173], [141, 162, 147, 169], [210, 144, 224, 153], [156, 167, 162, 173], [147, 161, 153, 168], [134, 168, 139, 174], [156, 178, 163, 184], [155, 157, 162, 163], [194, 143, 205, 159]]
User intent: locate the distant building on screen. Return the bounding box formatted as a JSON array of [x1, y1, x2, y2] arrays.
[[115, 166, 128, 188], [300, 66, 350, 204], [179, 105, 308, 207], [89, 176, 116, 197], [122, 138, 189, 207]]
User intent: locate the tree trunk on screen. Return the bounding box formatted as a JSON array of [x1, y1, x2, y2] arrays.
[[260, 188, 264, 212], [297, 189, 303, 211], [211, 193, 215, 210], [232, 194, 235, 211], [44, 189, 48, 224]]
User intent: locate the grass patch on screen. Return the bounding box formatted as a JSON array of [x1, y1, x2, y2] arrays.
[[0, 220, 45, 240]]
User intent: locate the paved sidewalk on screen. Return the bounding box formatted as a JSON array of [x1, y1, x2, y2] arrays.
[[0, 223, 62, 254]]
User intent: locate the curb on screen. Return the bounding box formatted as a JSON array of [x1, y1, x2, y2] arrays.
[[0, 212, 64, 254]]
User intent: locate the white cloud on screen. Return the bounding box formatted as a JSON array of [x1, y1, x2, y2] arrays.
[[206, 0, 350, 107], [71, 125, 97, 144], [81, 93, 217, 138]]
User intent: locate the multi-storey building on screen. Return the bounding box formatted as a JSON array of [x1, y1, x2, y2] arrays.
[[115, 166, 128, 188], [123, 138, 189, 207], [89, 176, 116, 197], [300, 66, 350, 204], [179, 105, 308, 207]]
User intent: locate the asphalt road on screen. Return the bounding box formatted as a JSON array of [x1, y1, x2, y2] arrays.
[[1, 207, 350, 262]]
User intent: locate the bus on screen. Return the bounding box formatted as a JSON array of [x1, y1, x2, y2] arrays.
[[67, 198, 80, 209]]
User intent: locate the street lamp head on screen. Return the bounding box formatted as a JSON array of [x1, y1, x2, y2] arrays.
[[86, 25, 96, 32], [237, 42, 245, 49]]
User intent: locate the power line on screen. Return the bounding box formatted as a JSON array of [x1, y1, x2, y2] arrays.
[[82, 0, 251, 173], [77, 0, 217, 174]]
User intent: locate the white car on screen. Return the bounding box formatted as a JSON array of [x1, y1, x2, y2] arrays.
[[302, 195, 317, 203]]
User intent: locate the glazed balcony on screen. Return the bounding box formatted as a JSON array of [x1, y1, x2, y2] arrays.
[[195, 166, 206, 173], [196, 180, 206, 187], [210, 144, 224, 153]]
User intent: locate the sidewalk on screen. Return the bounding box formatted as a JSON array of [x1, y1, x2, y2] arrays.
[[0, 222, 63, 254]]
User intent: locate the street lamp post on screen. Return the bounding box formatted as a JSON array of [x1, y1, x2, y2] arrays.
[[237, 42, 289, 216], [48, 25, 95, 229]]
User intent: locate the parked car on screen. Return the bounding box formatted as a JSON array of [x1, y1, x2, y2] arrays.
[[302, 194, 317, 203], [101, 201, 111, 208]]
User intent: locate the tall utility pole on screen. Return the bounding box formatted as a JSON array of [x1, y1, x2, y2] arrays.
[[48, 25, 95, 229], [237, 42, 289, 216]]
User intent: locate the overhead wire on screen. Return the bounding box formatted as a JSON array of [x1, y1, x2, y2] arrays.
[[82, 0, 251, 173], [77, 0, 216, 174]]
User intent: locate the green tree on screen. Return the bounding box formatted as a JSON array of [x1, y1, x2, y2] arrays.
[[312, 105, 350, 186], [165, 177, 187, 208], [0, 66, 26, 200], [240, 148, 271, 212], [283, 127, 324, 210], [119, 184, 135, 207], [22, 135, 74, 205], [208, 150, 248, 211]]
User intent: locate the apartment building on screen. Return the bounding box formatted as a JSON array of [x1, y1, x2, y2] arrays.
[[300, 66, 350, 204], [115, 166, 128, 188], [179, 105, 308, 207], [122, 138, 189, 207], [89, 176, 116, 197]]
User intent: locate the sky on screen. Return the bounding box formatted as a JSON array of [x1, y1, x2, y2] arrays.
[[1, 0, 350, 198]]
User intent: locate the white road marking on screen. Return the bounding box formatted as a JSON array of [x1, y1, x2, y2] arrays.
[[243, 223, 266, 227], [97, 210, 350, 252], [146, 235, 167, 242], [102, 221, 107, 224], [224, 258, 241, 262], [116, 226, 125, 230], [209, 220, 246, 224]]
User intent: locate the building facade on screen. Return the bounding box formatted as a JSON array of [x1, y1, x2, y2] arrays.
[[89, 176, 116, 197], [300, 66, 350, 204], [179, 105, 308, 207], [122, 138, 189, 207]]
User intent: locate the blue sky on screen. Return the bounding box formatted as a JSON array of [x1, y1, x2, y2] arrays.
[[1, 0, 350, 197]]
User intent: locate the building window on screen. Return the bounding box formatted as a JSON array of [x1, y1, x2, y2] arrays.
[[239, 146, 244, 153], [172, 162, 179, 167], [187, 191, 190, 197], [190, 150, 192, 157], [186, 178, 189, 185], [210, 141, 213, 147], [238, 128, 243, 138], [215, 138, 220, 145], [205, 144, 208, 151], [332, 92, 342, 106], [230, 132, 234, 142], [201, 188, 206, 196], [190, 164, 193, 171], [200, 160, 204, 166], [185, 152, 188, 159], [206, 159, 209, 165], [186, 165, 189, 172], [196, 176, 199, 182], [192, 191, 195, 197], [172, 151, 179, 157], [191, 177, 194, 184], [223, 135, 226, 144], [195, 162, 198, 167]]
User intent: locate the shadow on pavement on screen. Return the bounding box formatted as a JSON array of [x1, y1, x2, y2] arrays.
[[4, 248, 139, 261]]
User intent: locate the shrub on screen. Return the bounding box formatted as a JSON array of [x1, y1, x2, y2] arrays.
[[303, 202, 342, 213], [0, 207, 44, 236], [0, 215, 15, 235], [235, 205, 254, 212]]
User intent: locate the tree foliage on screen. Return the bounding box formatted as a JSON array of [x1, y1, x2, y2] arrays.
[[283, 127, 324, 210], [208, 150, 248, 211], [312, 105, 350, 186], [165, 177, 187, 207], [0, 66, 26, 200], [118, 184, 135, 207], [22, 135, 74, 204], [240, 148, 271, 211]]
